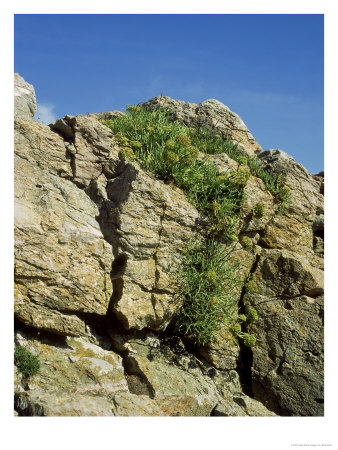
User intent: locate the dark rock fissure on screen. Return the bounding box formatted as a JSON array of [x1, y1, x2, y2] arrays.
[[14, 317, 70, 349], [236, 253, 261, 396]]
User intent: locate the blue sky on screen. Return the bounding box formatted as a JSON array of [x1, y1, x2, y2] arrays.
[[14, 14, 324, 173]]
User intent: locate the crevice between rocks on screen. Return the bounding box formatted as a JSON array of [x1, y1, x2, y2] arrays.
[[236, 253, 261, 397]]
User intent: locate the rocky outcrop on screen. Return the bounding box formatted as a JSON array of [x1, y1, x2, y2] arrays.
[[14, 75, 323, 417], [14, 73, 37, 120], [143, 96, 262, 157]]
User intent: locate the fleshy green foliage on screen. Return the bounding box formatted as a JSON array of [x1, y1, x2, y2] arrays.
[[243, 333, 256, 347], [14, 345, 40, 378], [245, 280, 259, 294], [103, 107, 291, 219], [229, 321, 257, 347], [187, 127, 239, 158], [102, 108, 248, 241], [277, 185, 292, 214], [253, 202, 265, 219], [175, 240, 243, 346], [247, 157, 284, 193], [246, 307, 258, 324], [241, 236, 253, 251], [229, 167, 251, 187], [236, 156, 248, 166], [119, 146, 135, 161], [230, 322, 242, 336]]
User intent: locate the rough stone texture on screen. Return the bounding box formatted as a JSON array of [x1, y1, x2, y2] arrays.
[[14, 332, 128, 416], [143, 96, 262, 156], [14, 118, 113, 337], [50, 114, 119, 188], [14, 73, 37, 120], [87, 110, 124, 121], [14, 77, 324, 417], [101, 161, 201, 331], [243, 248, 324, 416]]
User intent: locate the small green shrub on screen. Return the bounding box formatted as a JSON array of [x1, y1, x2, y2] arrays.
[[175, 240, 242, 346], [243, 333, 256, 347], [253, 202, 265, 219], [14, 345, 40, 378], [119, 147, 135, 160], [245, 280, 259, 294], [246, 307, 258, 324], [229, 167, 251, 187], [237, 156, 248, 166], [241, 236, 253, 251], [229, 322, 257, 347], [175, 133, 191, 147], [129, 140, 143, 150], [277, 185, 292, 214]]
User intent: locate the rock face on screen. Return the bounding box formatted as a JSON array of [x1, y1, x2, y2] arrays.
[[14, 73, 37, 120], [14, 75, 323, 417], [143, 96, 262, 156]]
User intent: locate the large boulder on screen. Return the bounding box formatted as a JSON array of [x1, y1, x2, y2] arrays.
[[14, 116, 114, 338], [14, 73, 37, 120], [257, 149, 324, 265], [143, 96, 262, 156]]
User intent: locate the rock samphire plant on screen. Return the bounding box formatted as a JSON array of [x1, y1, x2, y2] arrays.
[[175, 239, 242, 346], [102, 105, 290, 347]]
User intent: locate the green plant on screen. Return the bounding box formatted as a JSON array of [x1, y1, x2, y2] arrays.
[[241, 236, 253, 251], [101, 106, 265, 347], [229, 322, 257, 347], [245, 279, 259, 294], [175, 240, 243, 346], [229, 167, 251, 187], [246, 307, 258, 324], [277, 185, 292, 214], [119, 147, 135, 160], [253, 202, 265, 219], [243, 333, 256, 347], [14, 345, 40, 378]]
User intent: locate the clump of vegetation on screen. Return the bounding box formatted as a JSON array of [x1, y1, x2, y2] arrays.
[[245, 279, 259, 294], [241, 236, 253, 251], [14, 345, 40, 378], [103, 107, 250, 241], [253, 202, 265, 219], [277, 185, 292, 214], [175, 240, 243, 346], [118, 146, 135, 161], [101, 105, 291, 348], [246, 307, 258, 324], [230, 307, 258, 347]]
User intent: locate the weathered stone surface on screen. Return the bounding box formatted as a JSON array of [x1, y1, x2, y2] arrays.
[[14, 333, 128, 416], [50, 114, 119, 188], [13, 77, 324, 417], [100, 161, 201, 331], [243, 249, 324, 416], [15, 118, 113, 336], [87, 110, 124, 121], [212, 392, 277, 416], [257, 149, 324, 264], [111, 392, 165, 416], [143, 96, 262, 156], [14, 73, 37, 120]]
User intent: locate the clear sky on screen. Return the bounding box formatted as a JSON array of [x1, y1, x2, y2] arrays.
[[14, 14, 324, 173]]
